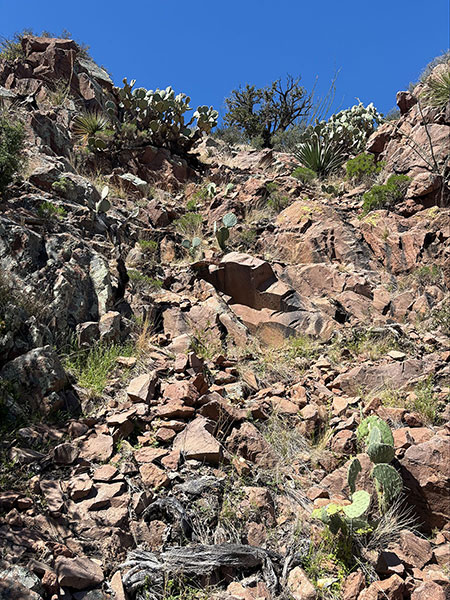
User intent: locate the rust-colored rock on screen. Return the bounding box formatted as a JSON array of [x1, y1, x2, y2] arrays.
[[139, 463, 170, 489], [79, 433, 114, 462], [227, 422, 277, 468], [127, 372, 157, 403], [173, 416, 222, 464], [358, 574, 405, 600], [287, 566, 317, 600], [400, 435, 450, 530], [55, 556, 104, 590]]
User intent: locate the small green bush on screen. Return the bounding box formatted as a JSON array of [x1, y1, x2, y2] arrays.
[[430, 301, 450, 335], [212, 125, 249, 146], [37, 201, 66, 219], [292, 166, 317, 183], [238, 228, 257, 250], [418, 51, 450, 83], [185, 198, 198, 212], [346, 153, 383, 182], [271, 124, 306, 152], [138, 239, 158, 254], [174, 212, 203, 239], [265, 182, 290, 213], [384, 108, 401, 121], [52, 176, 75, 198], [362, 175, 409, 214], [0, 32, 26, 60], [0, 114, 26, 194]]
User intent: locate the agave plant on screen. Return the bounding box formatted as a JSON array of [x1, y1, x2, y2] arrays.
[[294, 132, 346, 178], [421, 70, 450, 109], [72, 111, 110, 145]]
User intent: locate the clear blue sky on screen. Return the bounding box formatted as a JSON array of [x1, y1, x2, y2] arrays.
[[1, 0, 449, 120]]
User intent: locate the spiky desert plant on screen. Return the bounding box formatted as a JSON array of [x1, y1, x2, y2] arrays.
[[294, 132, 346, 178], [72, 111, 110, 145], [421, 70, 450, 109]]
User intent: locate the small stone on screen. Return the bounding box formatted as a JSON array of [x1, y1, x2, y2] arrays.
[[39, 479, 64, 513], [68, 421, 89, 438], [16, 496, 34, 510], [110, 572, 126, 600], [127, 372, 157, 403], [161, 450, 181, 470], [388, 350, 406, 360], [116, 356, 137, 367], [139, 463, 170, 489], [173, 416, 222, 465], [53, 442, 79, 465], [0, 491, 19, 510], [411, 581, 446, 600], [342, 570, 365, 600], [358, 574, 405, 600], [93, 464, 118, 482], [79, 433, 114, 462], [134, 447, 168, 463], [155, 427, 177, 443], [287, 566, 317, 600], [68, 474, 93, 501], [395, 530, 433, 569]]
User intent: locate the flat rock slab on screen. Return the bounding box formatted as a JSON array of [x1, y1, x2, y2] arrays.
[[134, 447, 168, 464], [79, 434, 113, 462], [55, 556, 104, 590]]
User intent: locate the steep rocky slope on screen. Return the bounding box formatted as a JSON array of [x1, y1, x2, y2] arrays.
[[0, 36, 449, 600]]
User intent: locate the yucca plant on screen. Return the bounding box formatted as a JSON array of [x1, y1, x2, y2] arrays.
[[294, 132, 346, 178], [72, 111, 110, 145], [421, 69, 450, 109]]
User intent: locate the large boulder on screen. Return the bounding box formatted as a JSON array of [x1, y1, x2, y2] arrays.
[[400, 435, 450, 530], [0, 345, 67, 415], [196, 253, 335, 343]]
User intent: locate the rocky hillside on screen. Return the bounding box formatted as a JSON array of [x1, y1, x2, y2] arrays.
[[0, 35, 449, 600]]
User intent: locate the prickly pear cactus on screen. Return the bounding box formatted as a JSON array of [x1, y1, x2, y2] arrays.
[[357, 416, 394, 446], [222, 213, 238, 228], [366, 442, 395, 464], [215, 226, 230, 250], [343, 490, 371, 520], [367, 425, 382, 446], [347, 457, 362, 493], [312, 504, 346, 534], [112, 78, 218, 154], [372, 464, 403, 506]]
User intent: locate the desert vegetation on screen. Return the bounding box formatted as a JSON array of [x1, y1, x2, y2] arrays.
[[0, 29, 448, 600]]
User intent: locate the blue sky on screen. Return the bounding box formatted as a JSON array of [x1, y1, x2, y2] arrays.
[[1, 0, 449, 121]]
